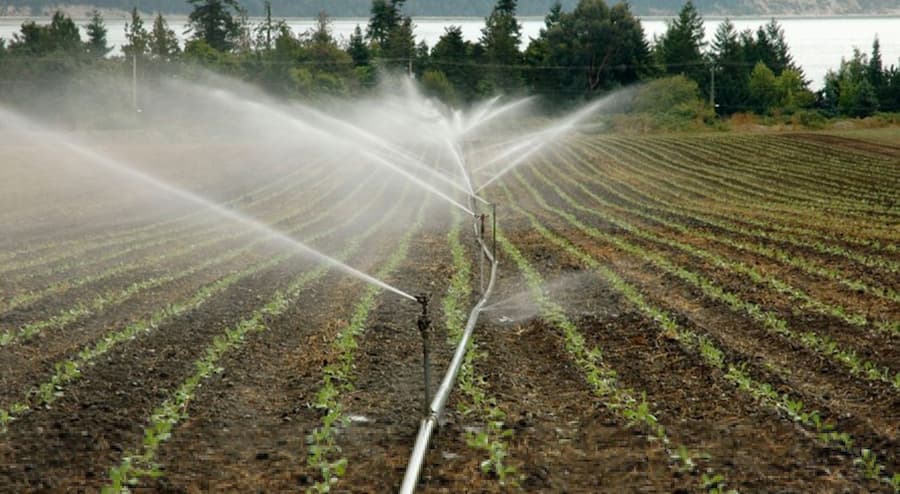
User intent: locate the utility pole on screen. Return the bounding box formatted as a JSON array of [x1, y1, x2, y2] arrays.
[[710, 65, 716, 110], [132, 53, 138, 111], [265, 0, 272, 51]]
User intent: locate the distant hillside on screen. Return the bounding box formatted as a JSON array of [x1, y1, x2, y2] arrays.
[[2, 0, 899, 17]]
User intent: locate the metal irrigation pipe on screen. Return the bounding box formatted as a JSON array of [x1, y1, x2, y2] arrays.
[[400, 208, 499, 494]]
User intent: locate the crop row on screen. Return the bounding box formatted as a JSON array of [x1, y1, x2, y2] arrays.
[[499, 192, 897, 490], [510, 171, 899, 390], [657, 135, 899, 208], [538, 148, 897, 334], [496, 227, 735, 493], [562, 143, 899, 304], [583, 137, 898, 243], [607, 136, 898, 220], [587, 134, 896, 236], [100, 186, 419, 493], [0, 169, 340, 315], [675, 136, 899, 203], [0, 175, 390, 433], [0, 147, 329, 264], [0, 170, 339, 305], [305, 196, 426, 493], [443, 213, 517, 484], [0, 168, 356, 319], [0, 170, 381, 349], [575, 140, 900, 280], [0, 178, 336, 312], [767, 135, 900, 174], [0, 159, 333, 278]]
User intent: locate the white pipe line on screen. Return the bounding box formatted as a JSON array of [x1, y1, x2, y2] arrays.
[[400, 215, 499, 494]]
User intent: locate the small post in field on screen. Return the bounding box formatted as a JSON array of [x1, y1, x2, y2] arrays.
[[415, 293, 432, 415]]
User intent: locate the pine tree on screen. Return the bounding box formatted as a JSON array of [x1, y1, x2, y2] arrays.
[[432, 25, 477, 100], [367, 0, 405, 47], [868, 36, 884, 92], [347, 25, 370, 66], [48, 10, 81, 53], [186, 0, 243, 52], [149, 13, 180, 59], [85, 9, 110, 57], [656, 1, 707, 89], [763, 19, 796, 74], [545, 1, 562, 29], [710, 19, 745, 113], [123, 7, 149, 58], [310, 10, 333, 46], [383, 16, 415, 71], [480, 0, 523, 93]]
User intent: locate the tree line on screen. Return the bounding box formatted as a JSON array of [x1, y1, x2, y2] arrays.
[[0, 0, 897, 126], [7, 0, 893, 17]]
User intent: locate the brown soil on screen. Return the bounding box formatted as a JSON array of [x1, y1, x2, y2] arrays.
[[0, 132, 895, 493], [792, 133, 900, 159]]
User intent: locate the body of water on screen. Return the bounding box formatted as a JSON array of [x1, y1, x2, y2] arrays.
[[1, 16, 897, 89]]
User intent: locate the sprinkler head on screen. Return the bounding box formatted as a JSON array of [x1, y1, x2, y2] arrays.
[[416, 293, 431, 333]]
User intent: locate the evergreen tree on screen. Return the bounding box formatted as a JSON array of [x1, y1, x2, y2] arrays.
[[382, 16, 416, 71], [9, 11, 81, 56], [822, 48, 879, 117], [149, 13, 180, 59], [123, 7, 149, 58], [607, 3, 650, 87], [709, 19, 745, 112], [880, 65, 900, 112], [310, 10, 333, 46], [545, 1, 563, 28], [763, 19, 796, 74], [414, 40, 430, 77], [480, 0, 523, 93], [432, 25, 477, 101], [868, 36, 884, 92], [186, 0, 244, 52], [85, 9, 110, 57], [367, 0, 405, 47], [853, 78, 880, 117], [48, 10, 82, 52], [294, 12, 354, 98], [656, 0, 707, 88], [347, 25, 370, 67]]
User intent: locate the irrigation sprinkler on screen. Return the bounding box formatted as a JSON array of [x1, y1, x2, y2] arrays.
[[478, 213, 487, 295], [415, 293, 432, 416], [401, 197, 500, 494], [491, 203, 497, 261]]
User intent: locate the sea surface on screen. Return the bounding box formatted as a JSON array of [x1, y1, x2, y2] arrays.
[[1, 16, 898, 89]]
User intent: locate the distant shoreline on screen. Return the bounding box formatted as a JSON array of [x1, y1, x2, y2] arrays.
[[2, 13, 899, 20]]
